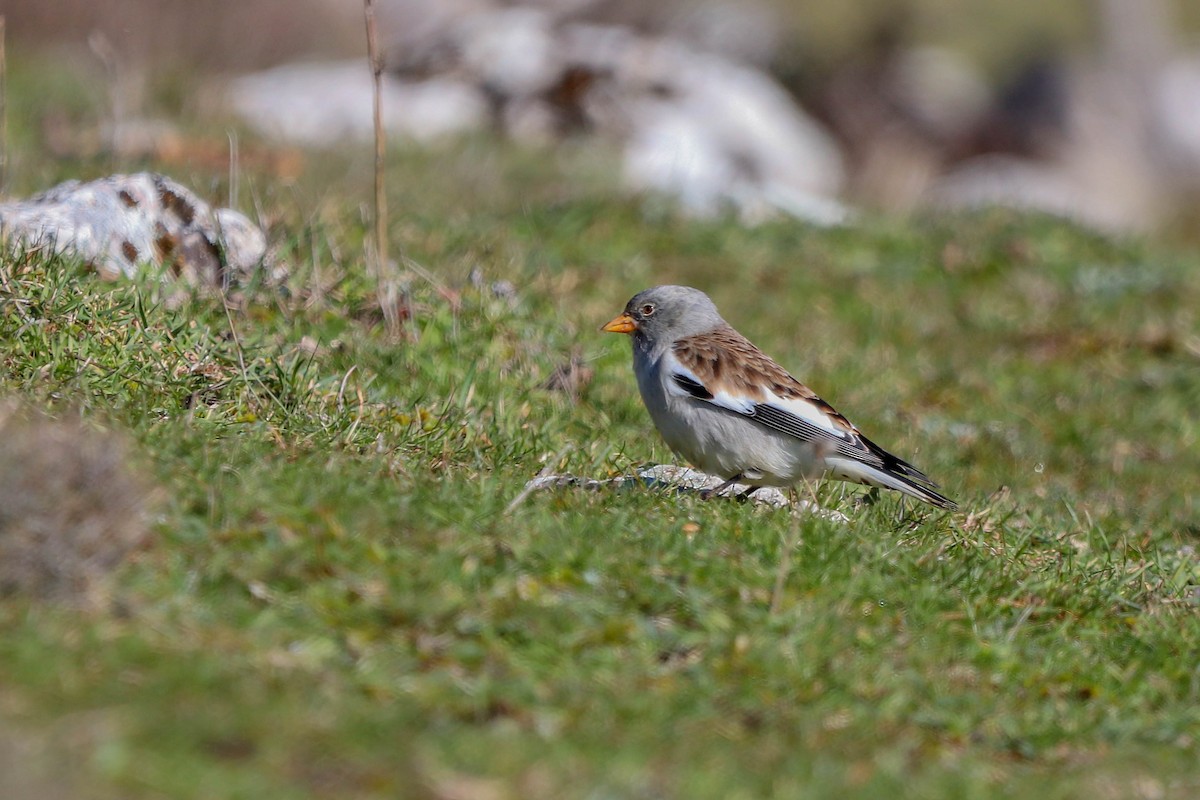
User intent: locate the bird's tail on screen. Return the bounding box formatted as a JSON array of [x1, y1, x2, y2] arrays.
[[827, 457, 958, 511]]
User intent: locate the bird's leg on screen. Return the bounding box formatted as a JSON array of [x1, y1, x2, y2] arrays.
[[857, 487, 881, 508], [734, 485, 760, 503], [701, 473, 743, 500]]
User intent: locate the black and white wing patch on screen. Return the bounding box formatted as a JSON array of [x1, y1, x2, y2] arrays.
[[666, 357, 938, 489]]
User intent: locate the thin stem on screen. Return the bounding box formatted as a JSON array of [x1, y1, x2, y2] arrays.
[[362, 0, 401, 336], [0, 16, 8, 193]]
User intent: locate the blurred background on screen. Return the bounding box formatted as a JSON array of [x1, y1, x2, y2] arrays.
[[4, 6, 1200, 798], [4, 0, 1200, 238]]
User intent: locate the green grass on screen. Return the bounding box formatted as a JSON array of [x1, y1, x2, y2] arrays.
[[3, 105, 1200, 798]]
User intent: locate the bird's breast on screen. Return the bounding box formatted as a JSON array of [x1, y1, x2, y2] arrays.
[[632, 350, 824, 485]]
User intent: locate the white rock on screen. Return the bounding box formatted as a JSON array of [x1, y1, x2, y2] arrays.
[[519, 464, 850, 523], [228, 61, 489, 146], [623, 105, 739, 218], [0, 173, 267, 285], [892, 46, 991, 141], [929, 155, 1087, 221], [226, 9, 849, 227], [617, 41, 847, 225], [456, 7, 562, 97], [1157, 55, 1200, 175]]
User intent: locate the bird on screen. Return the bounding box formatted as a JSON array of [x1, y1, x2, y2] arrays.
[[602, 285, 957, 510]]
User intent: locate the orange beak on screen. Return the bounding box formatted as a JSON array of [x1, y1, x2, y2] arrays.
[[602, 312, 637, 334]]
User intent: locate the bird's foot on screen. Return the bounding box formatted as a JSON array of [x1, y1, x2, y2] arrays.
[[701, 474, 744, 500], [734, 486, 760, 503]]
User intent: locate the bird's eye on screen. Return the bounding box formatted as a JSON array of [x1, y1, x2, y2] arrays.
[[640, 303, 656, 316]]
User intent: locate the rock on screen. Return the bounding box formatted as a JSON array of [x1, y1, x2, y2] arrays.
[[661, 0, 782, 67], [457, 7, 561, 98], [227, 60, 489, 147], [1157, 55, 1200, 178], [518, 464, 851, 522], [928, 63, 1169, 234], [225, 3, 850, 227], [928, 155, 1089, 222], [614, 40, 849, 225], [0, 173, 269, 286]]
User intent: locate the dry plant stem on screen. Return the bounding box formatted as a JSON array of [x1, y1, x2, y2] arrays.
[[87, 31, 123, 167], [227, 129, 239, 210], [308, 231, 325, 308], [0, 259, 30, 325], [505, 445, 576, 515], [222, 299, 258, 416], [0, 16, 7, 192], [363, 0, 401, 336]]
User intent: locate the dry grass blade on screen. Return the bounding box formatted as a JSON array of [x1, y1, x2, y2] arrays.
[[0, 15, 7, 192], [362, 0, 402, 336], [505, 445, 575, 515]]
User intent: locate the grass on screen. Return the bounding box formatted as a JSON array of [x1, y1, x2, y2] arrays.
[[2, 67, 1200, 798]]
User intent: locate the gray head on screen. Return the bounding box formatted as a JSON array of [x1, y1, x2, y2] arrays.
[[602, 285, 724, 346]]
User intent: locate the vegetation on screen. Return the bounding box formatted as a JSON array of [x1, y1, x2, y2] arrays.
[[1, 61, 1199, 800]]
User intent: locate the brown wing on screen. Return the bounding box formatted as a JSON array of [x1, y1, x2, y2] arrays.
[[671, 324, 940, 489], [672, 324, 857, 435]]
